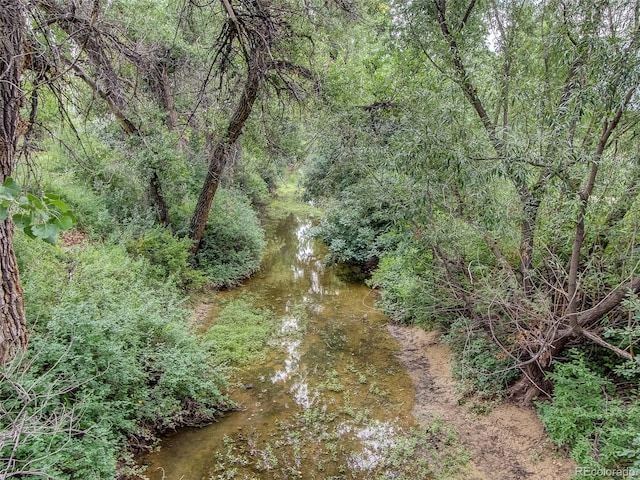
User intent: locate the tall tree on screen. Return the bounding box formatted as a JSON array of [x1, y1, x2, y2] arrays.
[[0, 0, 27, 364], [188, 0, 276, 252], [392, 0, 640, 401], [186, 0, 317, 253]]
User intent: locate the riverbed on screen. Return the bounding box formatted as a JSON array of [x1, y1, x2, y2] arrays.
[[137, 210, 465, 479]]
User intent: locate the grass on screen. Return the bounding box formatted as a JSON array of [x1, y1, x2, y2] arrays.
[[204, 295, 279, 366]]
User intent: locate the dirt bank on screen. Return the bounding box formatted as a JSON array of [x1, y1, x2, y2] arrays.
[[388, 325, 577, 480]]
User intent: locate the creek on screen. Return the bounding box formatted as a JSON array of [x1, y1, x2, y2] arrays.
[[137, 209, 438, 480]]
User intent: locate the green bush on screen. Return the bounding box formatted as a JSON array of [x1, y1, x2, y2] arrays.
[[367, 238, 462, 328], [314, 194, 386, 267], [126, 226, 207, 289], [538, 351, 640, 477], [196, 188, 266, 287], [312, 186, 397, 280], [232, 158, 273, 207], [7, 240, 229, 479], [45, 179, 117, 239], [443, 317, 518, 399]]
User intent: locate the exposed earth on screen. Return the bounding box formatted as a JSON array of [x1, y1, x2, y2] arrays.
[[388, 325, 577, 480]]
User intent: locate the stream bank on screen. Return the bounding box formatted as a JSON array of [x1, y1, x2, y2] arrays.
[[389, 325, 577, 480]]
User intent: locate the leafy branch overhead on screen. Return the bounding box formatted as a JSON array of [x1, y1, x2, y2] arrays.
[[0, 178, 76, 245]]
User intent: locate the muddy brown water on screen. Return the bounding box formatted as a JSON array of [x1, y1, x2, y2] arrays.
[[137, 212, 420, 479]]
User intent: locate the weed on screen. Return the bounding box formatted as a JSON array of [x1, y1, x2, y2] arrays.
[[320, 369, 345, 393], [204, 296, 277, 366]]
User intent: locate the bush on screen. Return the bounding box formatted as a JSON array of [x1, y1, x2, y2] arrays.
[[7, 240, 229, 479], [538, 351, 640, 476], [312, 187, 395, 277], [231, 157, 273, 207], [126, 226, 207, 290], [367, 237, 463, 328], [443, 317, 518, 399], [196, 188, 266, 287], [45, 180, 118, 240]]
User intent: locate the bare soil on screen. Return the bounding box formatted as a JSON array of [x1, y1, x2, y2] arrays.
[[60, 229, 89, 247], [388, 325, 577, 480]]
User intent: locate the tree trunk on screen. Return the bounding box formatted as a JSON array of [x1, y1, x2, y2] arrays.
[[149, 170, 170, 227], [0, 0, 28, 364], [157, 61, 186, 149], [518, 188, 541, 296], [188, 38, 266, 254], [0, 221, 26, 365]]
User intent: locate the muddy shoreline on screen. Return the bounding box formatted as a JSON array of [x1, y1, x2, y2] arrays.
[[388, 325, 576, 480]]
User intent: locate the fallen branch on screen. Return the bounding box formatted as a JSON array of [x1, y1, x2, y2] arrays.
[[580, 329, 635, 362]]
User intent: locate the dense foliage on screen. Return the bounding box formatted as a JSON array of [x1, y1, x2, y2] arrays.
[[3, 235, 229, 479], [538, 351, 640, 476], [302, 0, 640, 475], [195, 189, 267, 287], [2, 0, 640, 477]]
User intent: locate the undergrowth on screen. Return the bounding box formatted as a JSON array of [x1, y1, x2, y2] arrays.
[[3, 234, 231, 479], [538, 350, 640, 479], [443, 317, 518, 400], [195, 189, 267, 287]]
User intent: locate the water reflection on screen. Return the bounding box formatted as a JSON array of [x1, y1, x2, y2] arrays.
[[291, 375, 318, 408], [138, 212, 417, 480], [343, 420, 399, 471], [294, 219, 314, 263], [270, 337, 301, 383]]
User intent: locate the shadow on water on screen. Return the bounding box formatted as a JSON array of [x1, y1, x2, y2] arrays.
[[138, 212, 425, 480]]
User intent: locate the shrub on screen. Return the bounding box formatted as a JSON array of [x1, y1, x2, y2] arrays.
[[231, 157, 272, 207], [195, 188, 266, 287], [538, 351, 640, 476], [312, 186, 397, 281], [45, 180, 117, 239], [367, 237, 462, 328], [126, 226, 207, 290], [443, 317, 518, 399], [8, 240, 229, 479]]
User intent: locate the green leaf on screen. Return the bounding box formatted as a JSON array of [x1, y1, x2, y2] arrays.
[[45, 198, 69, 213], [13, 213, 32, 230], [26, 194, 45, 211], [42, 234, 59, 246], [55, 213, 76, 230], [31, 223, 61, 240], [22, 225, 36, 239], [0, 206, 8, 221], [0, 177, 21, 199]]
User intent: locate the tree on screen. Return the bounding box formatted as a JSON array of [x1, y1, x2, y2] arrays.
[[0, 0, 28, 364], [391, 0, 640, 401], [35, 0, 172, 225], [187, 0, 314, 253], [31, 0, 315, 256], [187, 0, 274, 252], [305, 0, 640, 402]]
